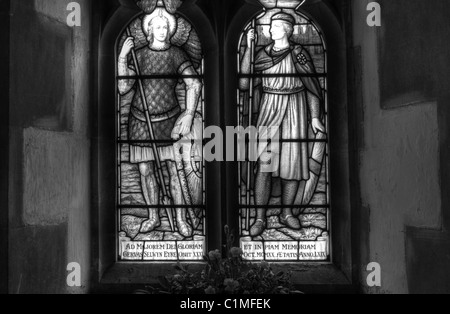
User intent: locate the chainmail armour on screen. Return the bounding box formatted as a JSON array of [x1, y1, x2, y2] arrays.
[[127, 46, 190, 147]]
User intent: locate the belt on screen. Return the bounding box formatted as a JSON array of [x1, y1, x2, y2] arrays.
[[131, 106, 181, 123], [263, 86, 305, 95]]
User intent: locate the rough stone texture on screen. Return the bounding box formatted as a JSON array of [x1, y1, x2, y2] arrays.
[[9, 224, 67, 294], [0, 0, 10, 294], [71, 1, 91, 136], [353, 0, 443, 294], [5, 0, 449, 294], [33, 0, 72, 24], [23, 128, 90, 226], [12, 2, 73, 131], [8, 0, 91, 294], [378, 0, 449, 109], [405, 228, 450, 294]]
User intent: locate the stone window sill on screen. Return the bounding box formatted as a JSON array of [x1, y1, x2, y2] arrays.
[[99, 262, 354, 293]]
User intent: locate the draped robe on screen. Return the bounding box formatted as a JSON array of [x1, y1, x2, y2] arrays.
[[254, 43, 323, 180]]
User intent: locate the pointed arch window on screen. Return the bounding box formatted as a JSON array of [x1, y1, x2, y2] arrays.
[[116, 0, 206, 261], [237, 0, 331, 262], [97, 0, 352, 287]]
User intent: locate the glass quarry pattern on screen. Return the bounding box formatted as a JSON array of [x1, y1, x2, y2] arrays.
[[237, 7, 331, 261], [116, 6, 206, 261]]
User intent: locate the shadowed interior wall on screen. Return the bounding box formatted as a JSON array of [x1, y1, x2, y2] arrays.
[[352, 0, 450, 293], [3, 0, 450, 294], [0, 0, 10, 295], [378, 0, 449, 109], [8, 0, 92, 294]]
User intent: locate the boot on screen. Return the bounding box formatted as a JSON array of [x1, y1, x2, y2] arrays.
[[280, 209, 301, 230], [140, 208, 161, 233], [250, 208, 267, 237], [176, 208, 193, 237], [250, 219, 267, 237]]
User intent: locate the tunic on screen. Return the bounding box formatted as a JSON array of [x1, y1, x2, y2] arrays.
[[119, 45, 192, 163], [254, 43, 322, 181]]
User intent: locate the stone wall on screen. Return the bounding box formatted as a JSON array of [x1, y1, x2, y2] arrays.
[[3, 0, 450, 294], [8, 0, 91, 294], [351, 0, 450, 293], [0, 0, 11, 295]]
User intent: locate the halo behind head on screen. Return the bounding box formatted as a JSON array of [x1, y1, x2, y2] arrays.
[[142, 8, 177, 38]]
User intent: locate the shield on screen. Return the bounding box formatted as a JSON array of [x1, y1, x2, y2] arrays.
[[172, 113, 204, 227]]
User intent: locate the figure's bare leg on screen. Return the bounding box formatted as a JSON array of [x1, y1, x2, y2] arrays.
[[139, 162, 161, 233], [280, 179, 301, 229], [250, 161, 272, 237], [167, 161, 193, 238]]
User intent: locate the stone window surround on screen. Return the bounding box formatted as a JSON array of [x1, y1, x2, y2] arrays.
[[94, 0, 355, 293]]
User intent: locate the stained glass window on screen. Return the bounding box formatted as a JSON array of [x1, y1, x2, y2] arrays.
[[117, 0, 206, 261], [238, 0, 331, 262]]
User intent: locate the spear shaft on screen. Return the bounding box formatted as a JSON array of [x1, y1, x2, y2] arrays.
[[126, 28, 175, 232], [246, 20, 256, 231]]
